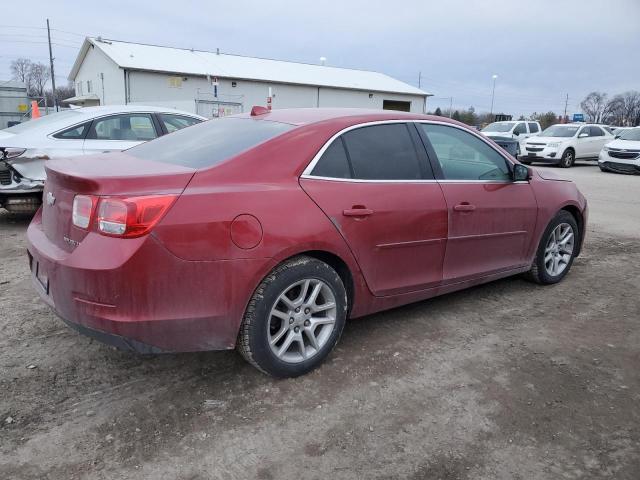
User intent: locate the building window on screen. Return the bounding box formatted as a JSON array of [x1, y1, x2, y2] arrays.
[[76, 82, 83, 95], [168, 76, 183, 88], [87, 80, 92, 93]]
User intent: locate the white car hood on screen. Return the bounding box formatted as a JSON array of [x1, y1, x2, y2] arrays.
[[0, 131, 16, 143], [605, 139, 640, 150], [483, 131, 513, 137], [526, 136, 569, 144]]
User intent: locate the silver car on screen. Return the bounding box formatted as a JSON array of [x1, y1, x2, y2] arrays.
[[0, 105, 205, 214]]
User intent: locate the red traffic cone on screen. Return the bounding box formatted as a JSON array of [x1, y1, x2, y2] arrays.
[[31, 101, 41, 119]]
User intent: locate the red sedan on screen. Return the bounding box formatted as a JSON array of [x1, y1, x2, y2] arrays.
[[27, 108, 587, 377]]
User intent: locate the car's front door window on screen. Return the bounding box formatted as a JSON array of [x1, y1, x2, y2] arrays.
[[88, 114, 157, 141], [418, 123, 511, 181]]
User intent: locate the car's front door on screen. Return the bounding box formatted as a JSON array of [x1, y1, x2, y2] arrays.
[[83, 113, 158, 154], [300, 123, 448, 296], [417, 122, 538, 283], [588, 126, 609, 156], [574, 126, 593, 158]]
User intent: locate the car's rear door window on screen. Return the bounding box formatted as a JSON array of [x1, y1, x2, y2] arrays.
[[159, 114, 203, 133], [129, 118, 294, 168], [311, 139, 352, 179], [419, 123, 511, 181], [528, 122, 539, 133], [341, 124, 423, 180], [589, 126, 604, 136]]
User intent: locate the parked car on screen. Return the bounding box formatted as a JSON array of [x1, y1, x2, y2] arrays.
[[598, 126, 640, 174], [0, 105, 205, 214], [27, 108, 587, 377], [481, 120, 542, 157], [522, 123, 614, 167]]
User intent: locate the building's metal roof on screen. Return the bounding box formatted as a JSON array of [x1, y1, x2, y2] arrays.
[[69, 38, 429, 97]]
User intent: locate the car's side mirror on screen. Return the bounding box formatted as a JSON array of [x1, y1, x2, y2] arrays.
[[513, 163, 530, 181], [615, 135, 621, 139], [513, 131, 520, 136], [578, 133, 589, 138]]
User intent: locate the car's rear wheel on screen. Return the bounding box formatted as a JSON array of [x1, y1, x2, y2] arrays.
[[525, 211, 579, 285], [237, 256, 348, 377], [559, 149, 575, 168]]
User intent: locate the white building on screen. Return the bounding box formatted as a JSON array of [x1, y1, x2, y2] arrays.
[[0, 81, 30, 129], [67, 38, 430, 117]]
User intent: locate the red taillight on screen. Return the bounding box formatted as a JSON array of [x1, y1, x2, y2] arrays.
[[72, 195, 95, 229], [96, 195, 178, 238]]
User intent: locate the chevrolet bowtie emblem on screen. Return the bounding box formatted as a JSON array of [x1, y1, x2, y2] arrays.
[[46, 191, 56, 206]]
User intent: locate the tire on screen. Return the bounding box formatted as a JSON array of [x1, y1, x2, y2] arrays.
[[558, 149, 575, 168], [599, 165, 607, 172], [525, 211, 579, 285], [237, 255, 348, 377]]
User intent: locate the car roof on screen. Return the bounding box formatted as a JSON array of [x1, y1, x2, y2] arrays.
[[71, 105, 205, 118], [232, 107, 461, 127]]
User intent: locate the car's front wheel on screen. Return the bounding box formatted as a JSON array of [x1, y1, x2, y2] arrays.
[[559, 149, 575, 168], [237, 256, 348, 377], [525, 211, 579, 284]]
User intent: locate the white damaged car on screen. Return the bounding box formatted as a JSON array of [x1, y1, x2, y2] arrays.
[[598, 127, 640, 175], [0, 105, 205, 214]]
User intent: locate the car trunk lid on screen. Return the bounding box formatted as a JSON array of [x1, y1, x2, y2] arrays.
[[42, 152, 195, 252]]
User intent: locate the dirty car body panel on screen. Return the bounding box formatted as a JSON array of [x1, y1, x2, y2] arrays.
[[27, 109, 588, 354]]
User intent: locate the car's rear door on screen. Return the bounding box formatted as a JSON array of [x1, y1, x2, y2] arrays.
[[417, 122, 538, 283], [157, 113, 203, 135], [589, 126, 609, 155], [300, 122, 448, 296], [82, 113, 158, 154]]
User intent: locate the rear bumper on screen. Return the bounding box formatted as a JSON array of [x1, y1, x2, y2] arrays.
[[26, 209, 267, 353]]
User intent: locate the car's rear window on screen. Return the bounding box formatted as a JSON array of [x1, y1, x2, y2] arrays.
[[128, 117, 294, 168]]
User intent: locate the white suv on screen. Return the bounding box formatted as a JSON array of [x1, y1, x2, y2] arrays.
[[481, 120, 542, 156], [598, 127, 640, 175], [522, 123, 613, 168]]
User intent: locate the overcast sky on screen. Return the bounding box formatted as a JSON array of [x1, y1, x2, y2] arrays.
[[2, 0, 638, 117]]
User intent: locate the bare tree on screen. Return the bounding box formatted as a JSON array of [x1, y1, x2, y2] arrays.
[[604, 91, 640, 126], [580, 92, 609, 123], [10, 58, 34, 92], [45, 83, 75, 107], [28, 62, 51, 98]]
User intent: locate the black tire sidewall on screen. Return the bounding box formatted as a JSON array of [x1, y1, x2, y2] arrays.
[[533, 212, 579, 284], [246, 259, 347, 377]]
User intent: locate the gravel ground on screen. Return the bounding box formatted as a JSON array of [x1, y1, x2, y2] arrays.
[[1, 163, 639, 479]]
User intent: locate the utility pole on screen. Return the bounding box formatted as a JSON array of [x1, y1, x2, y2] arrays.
[[563, 93, 569, 122], [449, 97, 453, 118], [46, 19, 58, 111], [490, 74, 498, 116]]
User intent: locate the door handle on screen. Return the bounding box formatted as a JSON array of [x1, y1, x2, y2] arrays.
[[453, 203, 476, 212], [343, 207, 374, 217]]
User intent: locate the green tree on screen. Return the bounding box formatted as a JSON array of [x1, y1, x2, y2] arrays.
[[434, 107, 442, 116], [452, 110, 461, 121]]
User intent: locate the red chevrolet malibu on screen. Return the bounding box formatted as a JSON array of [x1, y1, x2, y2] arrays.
[[27, 108, 587, 377]]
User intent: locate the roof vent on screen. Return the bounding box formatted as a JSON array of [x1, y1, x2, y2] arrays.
[[250, 106, 270, 116]]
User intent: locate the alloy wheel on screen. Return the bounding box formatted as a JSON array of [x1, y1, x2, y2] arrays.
[[544, 223, 575, 277], [267, 278, 337, 363], [563, 151, 574, 167]]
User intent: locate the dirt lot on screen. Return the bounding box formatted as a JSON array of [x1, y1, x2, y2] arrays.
[[1, 163, 639, 479]]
